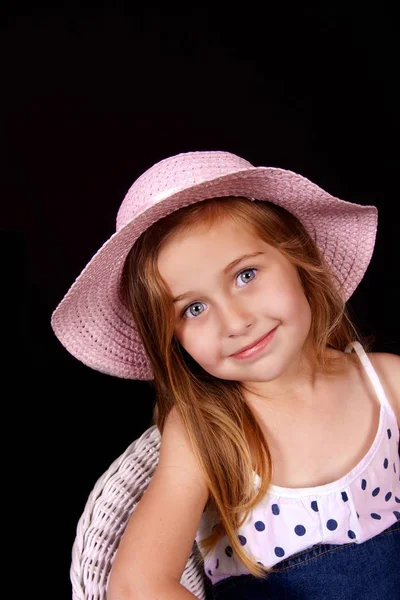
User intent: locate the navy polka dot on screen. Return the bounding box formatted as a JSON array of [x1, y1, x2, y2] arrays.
[[357, 512, 360, 519], [272, 503, 280, 515], [238, 535, 247, 546], [311, 501, 319, 512], [372, 487, 380, 497], [295, 525, 306, 536], [216, 559, 219, 569], [371, 513, 381, 520], [257, 561, 264, 566], [383, 458, 389, 469], [341, 491, 348, 502], [327, 519, 338, 531], [387, 428, 391, 439], [274, 547, 285, 557], [394, 511, 400, 520], [348, 530, 356, 539], [255, 520, 265, 531], [208, 569, 212, 575], [225, 546, 233, 557], [361, 479, 367, 490], [394, 463, 397, 474], [396, 497, 400, 503], [385, 492, 392, 501]]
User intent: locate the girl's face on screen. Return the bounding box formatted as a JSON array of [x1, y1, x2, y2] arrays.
[[157, 216, 312, 389]]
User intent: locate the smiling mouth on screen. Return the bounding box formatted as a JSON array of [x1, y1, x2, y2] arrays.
[[230, 326, 278, 357]]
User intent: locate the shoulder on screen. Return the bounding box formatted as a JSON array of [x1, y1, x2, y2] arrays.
[[368, 351, 400, 426], [161, 406, 210, 500]]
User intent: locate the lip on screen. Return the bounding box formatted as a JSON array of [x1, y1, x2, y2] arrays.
[[230, 326, 278, 359]]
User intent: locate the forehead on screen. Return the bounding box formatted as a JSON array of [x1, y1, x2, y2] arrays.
[[158, 218, 261, 268], [157, 217, 273, 293]]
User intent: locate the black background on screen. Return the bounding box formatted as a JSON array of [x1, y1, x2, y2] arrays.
[[3, 4, 399, 598]]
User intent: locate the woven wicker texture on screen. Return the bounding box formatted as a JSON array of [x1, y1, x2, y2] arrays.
[[51, 151, 377, 380], [70, 425, 207, 599]]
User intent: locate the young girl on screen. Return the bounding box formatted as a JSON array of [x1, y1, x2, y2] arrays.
[[51, 151, 400, 599]]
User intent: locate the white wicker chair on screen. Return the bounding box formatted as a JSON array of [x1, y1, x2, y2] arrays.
[[70, 424, 208, 599]]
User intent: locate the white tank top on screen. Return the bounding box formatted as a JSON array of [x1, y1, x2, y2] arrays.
[[195, 342, 400, 585]]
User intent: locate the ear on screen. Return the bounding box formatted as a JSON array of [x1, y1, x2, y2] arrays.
[[368, 352, 400, 428]]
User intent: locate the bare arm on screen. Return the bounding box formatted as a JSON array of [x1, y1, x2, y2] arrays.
[[107, 407, 210, 600], [369, 352, 400, 427], [108, 580, 200, 599]]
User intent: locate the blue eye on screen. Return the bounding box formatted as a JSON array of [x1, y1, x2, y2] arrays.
[[237, 268, 257, 287], [183, 302, 204, 319], [182, 268, 258, 319]]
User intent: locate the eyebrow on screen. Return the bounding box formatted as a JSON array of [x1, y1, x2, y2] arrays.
[[172, 252, 265, 304]]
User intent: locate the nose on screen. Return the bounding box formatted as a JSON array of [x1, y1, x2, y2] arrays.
[[220, 299, 254, 337]]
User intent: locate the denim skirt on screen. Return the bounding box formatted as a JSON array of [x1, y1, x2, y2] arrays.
[[210, 520, 400, 599]]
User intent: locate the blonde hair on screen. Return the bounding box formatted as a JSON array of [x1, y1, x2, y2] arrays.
[[120, 197, 368, 579]]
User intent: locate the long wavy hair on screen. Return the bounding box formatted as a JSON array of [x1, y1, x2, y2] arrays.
[[120, 196, 367, 579]]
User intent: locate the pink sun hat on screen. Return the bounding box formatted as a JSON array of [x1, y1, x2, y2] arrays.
[[51, 150, 378, 380]]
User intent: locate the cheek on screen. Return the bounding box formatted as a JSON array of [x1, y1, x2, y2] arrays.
[[265, 292, 292, 316], [177, 328, 218, 364], [292, 290, 312, 336], [288, 287, 310, 317], [267, 277, 310, 324]]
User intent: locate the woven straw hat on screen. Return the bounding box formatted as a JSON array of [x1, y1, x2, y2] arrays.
[[51, 150, 377, 380]]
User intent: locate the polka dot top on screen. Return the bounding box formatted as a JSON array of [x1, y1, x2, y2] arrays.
[[195, 342, 400, 586]]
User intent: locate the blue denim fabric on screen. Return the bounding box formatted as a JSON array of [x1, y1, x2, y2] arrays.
[[211, 520, 400, 599]]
